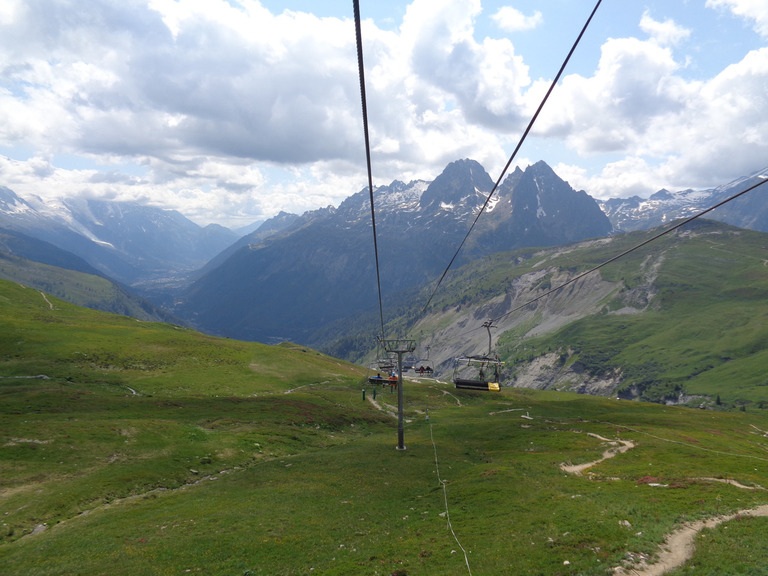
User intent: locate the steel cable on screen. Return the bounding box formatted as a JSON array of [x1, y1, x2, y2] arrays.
[[454, 175, 768, 341], [353, 0, 386, 338], [421, 0, 605, 314]]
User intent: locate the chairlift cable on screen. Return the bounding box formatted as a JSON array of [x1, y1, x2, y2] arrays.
[[456, 176, 768, 340], [353, 0, 386, 338], [429, 419, 473, 575], [420, 0, 605, 315]]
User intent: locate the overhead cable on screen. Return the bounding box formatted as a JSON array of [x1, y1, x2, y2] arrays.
[[353, 0, 386, 337], [454, 176, 768, 338], [421, 0, 605, 314], [430, 420, 473, 575]]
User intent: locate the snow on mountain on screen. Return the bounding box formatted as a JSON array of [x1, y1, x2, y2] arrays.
[[601, 166, 768, 233], [177, 159, 612, 344], [0, 187, 35, 215], [374, 180, 427, 212], [0, 191, 239, 285]]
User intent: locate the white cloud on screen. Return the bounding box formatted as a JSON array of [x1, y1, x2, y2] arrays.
[[532, 8, 768, 197], [657, 47, 768, 185], [707, 0, 768, 38], [402, 0, 531, 131], [0, 0, 22, 26], [0, 0, 365, 165], [492, 6, 543, 33], [0, 0, 767, 226], [639, 10, 691, 45], [535, 35, 690, 153], [555, 157, 664, 200]]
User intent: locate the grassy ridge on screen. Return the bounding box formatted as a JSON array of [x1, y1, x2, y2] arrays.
[[497, 223, 768, 406], [0, 280, 361, 394], [2, 279, 768, 575], [0, 280, 379, 541], [389, 220, 768, 406], [0, 250, 178, 323]]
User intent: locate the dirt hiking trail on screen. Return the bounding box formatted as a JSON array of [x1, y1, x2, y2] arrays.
[[559, 430, 768, 575], [612, 504, 768, 576]]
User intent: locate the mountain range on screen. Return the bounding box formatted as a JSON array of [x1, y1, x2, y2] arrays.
[[0, 226, 180, 323], [599, 169, 768, 232], [175, 159, 612, 343], [0, 187, 238, 286], [1, 160, 767, 349]]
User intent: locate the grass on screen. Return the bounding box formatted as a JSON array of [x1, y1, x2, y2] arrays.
[[3, 382, 768, 575], [667, 516, 768, 576], [0, 250, 174, 322], [486, 222, 768, 407], [3, 279, 768, 574]]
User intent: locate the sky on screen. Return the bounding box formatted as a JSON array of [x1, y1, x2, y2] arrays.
[[1, 0, 767, 229]]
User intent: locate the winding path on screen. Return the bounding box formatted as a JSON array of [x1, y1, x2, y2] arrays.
[[367, 395, 398, 419], [612, 505, 768, 576], [559, 431, 768, 575], [559, 433, 634, 475], [39, 291, 54, 309]]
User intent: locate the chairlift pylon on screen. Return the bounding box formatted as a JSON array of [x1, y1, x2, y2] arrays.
[[368, 336, 398, 384]]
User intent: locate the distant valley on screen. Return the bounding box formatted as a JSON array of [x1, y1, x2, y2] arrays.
[[2, 160, 768, 405]]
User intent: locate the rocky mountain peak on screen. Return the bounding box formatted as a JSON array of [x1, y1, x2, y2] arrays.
[[649, 189, 674, 201], [419, 158, 494, 210]]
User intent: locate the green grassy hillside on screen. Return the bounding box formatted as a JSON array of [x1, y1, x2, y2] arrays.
[[366, 220, 768, 408], [497, 221, 768, 407], [0, 248, 178, 323], [2, 279, 768, 575]]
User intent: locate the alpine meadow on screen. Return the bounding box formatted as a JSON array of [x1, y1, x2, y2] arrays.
[[3, 271, 768, 575]]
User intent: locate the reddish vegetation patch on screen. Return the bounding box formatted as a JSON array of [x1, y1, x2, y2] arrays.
[[637, 475, 660, 485], [480, 469, 498, 477]]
